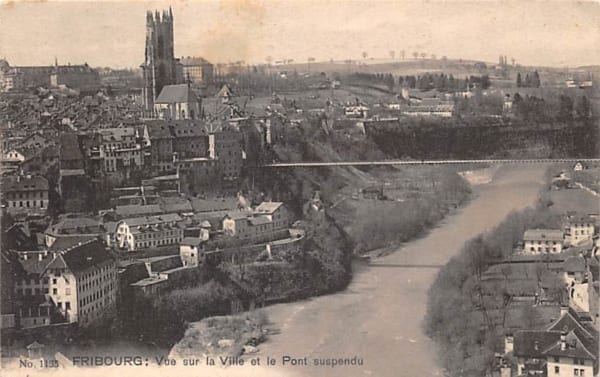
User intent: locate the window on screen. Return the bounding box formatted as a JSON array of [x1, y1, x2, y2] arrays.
[[52, 278, 57, 284], [65, 288, 71, 296], [52, 288, 57, 295], [65, 302, 71, 310], [555, 366, 560, 374], [574, 370, 580, 376]]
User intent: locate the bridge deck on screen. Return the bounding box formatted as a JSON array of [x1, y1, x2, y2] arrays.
[[263, 158, 600, 167]]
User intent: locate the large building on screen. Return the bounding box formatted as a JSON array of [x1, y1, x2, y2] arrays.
[[141, 8, 180, 112], [12, 240, 117, 328], [180, 56, 214, 84], [1, 175, 49, 216]]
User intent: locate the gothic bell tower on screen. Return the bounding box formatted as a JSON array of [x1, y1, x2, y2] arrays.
[[141, 7, 177, 113]]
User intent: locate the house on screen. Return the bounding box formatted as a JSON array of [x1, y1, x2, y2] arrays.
[[179, 237, 204, 268], [114, 214, 184, 251], [563, 256, 587, 285], [13, 240, 117, 328], [573, 161, 587, 172], [43, 240, 117, 326], [2, 175, 49, 216], [254, 201, 289, 230], [523, 229, 564, 254], [222, 202, 289, 242], [94, 127, 144, 173], [179, 56, 213, 84], [510, 307, 598, 377], [565, 215, 595, 246]]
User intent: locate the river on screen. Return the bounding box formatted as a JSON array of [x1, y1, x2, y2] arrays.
[[252, 164, 548, 377]]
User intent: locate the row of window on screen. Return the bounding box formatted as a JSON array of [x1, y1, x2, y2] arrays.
[[8, 200, 46, 208], [5, 191, 46, 199]]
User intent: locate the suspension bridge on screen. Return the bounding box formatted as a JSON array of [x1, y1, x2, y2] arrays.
[[262, 158, 600, 168]]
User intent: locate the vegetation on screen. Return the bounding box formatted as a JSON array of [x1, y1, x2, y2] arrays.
[[424, 188, 564, 376]]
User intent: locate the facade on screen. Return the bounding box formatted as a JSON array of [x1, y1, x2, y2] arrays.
[[523, 229, 564, 254], [114, 213, 183, 251], [93, 127, 144, 173], [222, 202, 289, 242], [2, 176, 49, 215], [13, 240, 117, 328], [565, 215, 595, 246], [141, 8, 179, 112], [209, 128, 244, 181], [44, 240, 117, 326], [180, 56, 214, 84], [179, 237, 204, 267]]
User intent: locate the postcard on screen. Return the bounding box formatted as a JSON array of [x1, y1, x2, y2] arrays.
[[0, 1, 598, 376]]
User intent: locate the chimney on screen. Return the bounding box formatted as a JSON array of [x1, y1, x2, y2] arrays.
[[534, 340, 539, 351], [23, 254, 28, 260], [38, 253, 43, 261], [560, 306, 569, 317], [560, 332, 567, 350]]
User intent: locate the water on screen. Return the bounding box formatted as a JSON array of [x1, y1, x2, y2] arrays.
[[254, 165, 547, 377]]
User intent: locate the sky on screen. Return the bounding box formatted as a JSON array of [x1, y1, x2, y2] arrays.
[[0, 0, 599, 69]]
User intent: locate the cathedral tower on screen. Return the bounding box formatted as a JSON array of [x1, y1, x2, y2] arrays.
[[141, 7, 178, 112]]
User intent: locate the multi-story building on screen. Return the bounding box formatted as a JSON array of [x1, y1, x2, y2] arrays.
[[49, 63, 100, 91], [523, 229, 564, 254], [13, 240, 117, 328], [114, 213, 184, 251], [94, 127, 144, 173], [209, 127, 243, 181], [44, 240, 117, 326], [145, 121, 175, 172], [565, 215, 596, 246], [180, 56, 213, 84], [2, 176, 49, 215], [222, 202, 289, 242], [510, 307, 598, 377]]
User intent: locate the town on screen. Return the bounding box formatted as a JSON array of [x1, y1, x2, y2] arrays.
[[1, 4, 599, 377]]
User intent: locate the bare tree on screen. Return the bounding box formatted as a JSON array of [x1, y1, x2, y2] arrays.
[[420, 52, 427, 60], [266, 56, 272, 66], [412, 51, 419, 59], [389, 50, 395, 60], [400, 50, 405, 60], [362, 51, 368, 60]]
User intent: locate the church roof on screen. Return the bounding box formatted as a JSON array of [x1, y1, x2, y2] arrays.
[[155, 84, 199, 104]]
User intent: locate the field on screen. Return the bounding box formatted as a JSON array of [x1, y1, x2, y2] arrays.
[[549, 187, 598, 214]]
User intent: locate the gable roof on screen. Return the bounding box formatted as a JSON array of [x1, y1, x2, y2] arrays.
[[513, 330, 561, 358], [45, 239, 114, 275], [255, 201, 284, 214], [155, 84, 199, 104], [523, 229, 564, 242], [542, 330, 597, 360]]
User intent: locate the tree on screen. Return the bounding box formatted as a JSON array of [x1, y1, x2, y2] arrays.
[[413, 51, 419, 59], [575, 95, 591, 119], [557, 94, 573, 120], [389, 50, 395, 60], [400, 50, 405, 60], [266, 56, 272, 66], [420, 52, 427, 60], [533, 70, 541, 87], [362, 51, 368, 60], [516, 72, 522, 87]]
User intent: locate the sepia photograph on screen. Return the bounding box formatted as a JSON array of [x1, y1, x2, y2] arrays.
[[0, 1, 599, 376]]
